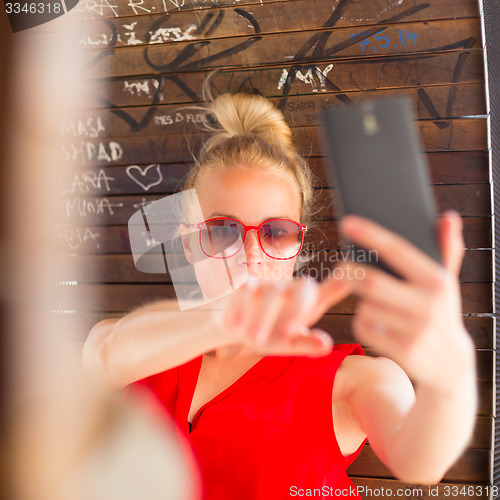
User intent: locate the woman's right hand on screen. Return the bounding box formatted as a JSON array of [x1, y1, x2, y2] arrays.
[[211, 276, 352, 356]]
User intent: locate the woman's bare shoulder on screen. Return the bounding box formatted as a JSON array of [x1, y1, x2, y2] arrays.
[[335, 354, 412, 401]]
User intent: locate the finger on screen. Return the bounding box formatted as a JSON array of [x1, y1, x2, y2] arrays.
[[339, 215, 444, 286], [437, 210, 465, 277], [308, 276, 352, 325], [288, 328, 333, 356], [251, 326, 332, 357], [246, 280, 287, 345], [275, 278, 319, 334], [337, 262, 428, 318], [224, 278, 254, 332]]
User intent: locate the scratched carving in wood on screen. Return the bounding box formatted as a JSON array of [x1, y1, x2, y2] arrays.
[[76, 0, 289, 20]]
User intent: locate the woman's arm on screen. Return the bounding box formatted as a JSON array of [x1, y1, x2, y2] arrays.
[[342, 354, 475, 484], [336, 211, 477, 484], [82, 278, 351, 390], [81, 301, 232, 390]]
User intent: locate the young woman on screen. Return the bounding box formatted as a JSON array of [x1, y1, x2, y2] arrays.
[[83, 92, 477, 499]]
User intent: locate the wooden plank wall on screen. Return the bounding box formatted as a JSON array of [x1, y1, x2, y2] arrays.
[[60, 0, 492, 497]]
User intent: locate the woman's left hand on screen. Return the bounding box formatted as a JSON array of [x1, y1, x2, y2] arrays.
[[336, 211, 475, 392]]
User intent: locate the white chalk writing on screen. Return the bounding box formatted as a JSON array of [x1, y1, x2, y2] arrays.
[[57, 198, 124, 219], [278, 64, 334, 93], [61, 141, 123, 163], [53, 226, 101, 250], [123, 79, 159, 96], [149, 25, 197, 44], [123, 21, 144, 45], [60, 115, 106, 138], [58, 169, 115, 195], [77, 0, 118, 17]]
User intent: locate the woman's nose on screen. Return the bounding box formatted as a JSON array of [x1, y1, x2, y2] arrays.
[[241, 229, 263, 263]]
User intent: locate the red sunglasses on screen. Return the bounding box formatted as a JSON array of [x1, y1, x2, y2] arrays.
[[190, 217, 307, 260]]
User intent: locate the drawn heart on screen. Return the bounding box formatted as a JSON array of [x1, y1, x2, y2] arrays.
[[126, 164, 163, 191]]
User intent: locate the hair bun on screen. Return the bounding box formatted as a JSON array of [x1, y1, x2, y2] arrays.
[[201, 93, 294, 159]]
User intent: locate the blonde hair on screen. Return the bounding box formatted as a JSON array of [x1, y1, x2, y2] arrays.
[[183, 92, 316, 226]]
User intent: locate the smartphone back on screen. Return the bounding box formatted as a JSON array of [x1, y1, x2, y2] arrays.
[[320, 97, 441, 274]]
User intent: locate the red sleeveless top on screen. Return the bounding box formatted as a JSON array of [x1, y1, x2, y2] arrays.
[[126, 344, 365, 499]]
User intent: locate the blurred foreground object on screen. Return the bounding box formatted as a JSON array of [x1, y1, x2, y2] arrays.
[[1, 8, 199, 500]]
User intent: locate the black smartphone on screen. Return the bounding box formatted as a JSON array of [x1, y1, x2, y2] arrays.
[[320, 96, 442, 277]]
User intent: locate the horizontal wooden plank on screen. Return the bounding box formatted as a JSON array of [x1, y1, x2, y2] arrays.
[[51, 217, 492, 255], [80, 19, 482, 79], [80, 51, 485, 109], [52, 184, 491, 227], [61, 249, 492, 284], [79, 0, 480, 49], [350, 478, 492, 500], [315, 184, 491, 218], [348, 445, 490, 482], [60, 119, 488, 168], [279, 84, 487, 123], [52, 151, 490, 198], [50, 282, 492, 314], [315, 315, 494, 350], [63, 83, 487, 141], [311, 151, 490, 186], [304, 118, 488, 155]]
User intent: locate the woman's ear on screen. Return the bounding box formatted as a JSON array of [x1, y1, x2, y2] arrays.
[[179, 224, 195, 264]]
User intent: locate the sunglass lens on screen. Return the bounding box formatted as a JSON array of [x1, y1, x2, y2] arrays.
[[260, 220, 302, 258], [201, 219, 243, 257]]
